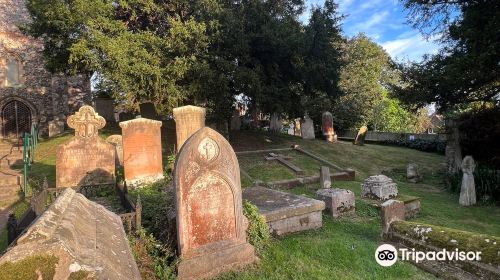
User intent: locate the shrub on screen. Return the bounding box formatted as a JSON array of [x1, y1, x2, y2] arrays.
[[445, 164, 500, 204], [381, 139, 446, 154], [243, 200, 270, 253]]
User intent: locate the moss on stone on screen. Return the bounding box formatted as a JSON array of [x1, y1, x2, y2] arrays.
[[392, 221, 500, 265], [69, 270, 94, 280], [0, 255, 58, 280]]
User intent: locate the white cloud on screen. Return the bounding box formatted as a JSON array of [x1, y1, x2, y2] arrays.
[[381, 33, 440, 61], [353, 10, 389, 30]]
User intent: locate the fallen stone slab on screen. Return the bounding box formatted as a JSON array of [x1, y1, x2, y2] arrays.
[[0, 188, 140, 280], [243, 186, 325, 236]]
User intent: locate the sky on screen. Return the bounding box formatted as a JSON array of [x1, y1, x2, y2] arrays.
[[302, 0, 441, 62]]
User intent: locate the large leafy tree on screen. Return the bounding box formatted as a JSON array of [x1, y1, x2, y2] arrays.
[[395, 0, 500, 110]]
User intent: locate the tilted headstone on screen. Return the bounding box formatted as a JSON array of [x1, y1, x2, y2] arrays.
[[139, 102, 159, 120], [230, 108, 241, 131], [56, 106, 115, 188], [174, 127, 255, 279], [380, 199, 405, 234], [294, 118, 301, 136], [322, 111, 336, 142], [406, 163, 422, 183], [269, 112, 282, 133], [106, 135, 124, 167], [320, 166, 331, 188], [94, 98, 116, 123], [173, 105, 206, 152], [361, 175, 398, 200], [354, 125, 368, 145], [316, 188, 355, 218], [120, 118, 163, 186], [301, 115, 315, 140], [459, 156, 476, 206]]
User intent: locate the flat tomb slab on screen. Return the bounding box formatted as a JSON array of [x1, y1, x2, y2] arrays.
[[243, 186, 325, 236]]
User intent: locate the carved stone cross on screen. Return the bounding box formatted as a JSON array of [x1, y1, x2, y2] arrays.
[[265, 153, 304, 175], [67, 105, 106, 138]]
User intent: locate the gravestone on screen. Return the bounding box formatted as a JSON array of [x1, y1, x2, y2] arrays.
[[459, 156, 476, 206], [174, 127, 255, 279], [118, 111, 135, 122], [120, 118, 163, 186], [354, 125, 368, 145], [361, 175, 398, 200], [173, 105, 206, 152], [56, 106, 115, 188], [230, 108, 241, 131], [322, 111, 336, 142], [94, 98, 116, 123], [380, 199, 405, 234], [294, 118, 301, 136], [320, 166, 331, 188], [139, 102, 159, 120], [106, 135, 123, 167], [301, 115, 315, 140], [406, 163, 422, 183], [269, 112, 282, 133], [316, 188, 355, 218], [287, 123, 295, 135], [48, 117, 65, 137]]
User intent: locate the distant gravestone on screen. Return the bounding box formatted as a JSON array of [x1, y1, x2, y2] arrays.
[[139, 102, 159, 120], [361, 175, 398, 200], [106, 135, 123, 167], [322, 111, 336, 142], [118, 111, 135, 122], [174, 127, 255, 279], [301, 115, 315, 140], [354, 125, 368, 145], [294, 118, 301, 136], [320, 166, 331, 188], [94, 98, 115, 123], [56, 106, 115, 188], [380, 199, 405, 234], [287, 123, 295, 135], [173, 105, 206, 152], [459, 156, 476, 206], [406, 163, 422, 183], [120, 118, 163, 186], [230, 108, 241, 131], [269, 113, 282, 133]]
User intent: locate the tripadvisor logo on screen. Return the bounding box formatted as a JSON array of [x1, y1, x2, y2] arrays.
[[375, 244, 482, 267]]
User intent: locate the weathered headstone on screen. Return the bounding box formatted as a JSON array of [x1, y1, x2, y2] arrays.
[[301, 114, 315, 140], [406, 163, 422, 183], [174, 127, 255, 279], [269, 112, 282, 133], [0, 188, 141, 279], [94, 97, 116, 123], [139, 102, 159, 120], [56, 106, 115, 188], [230, 108, 241, 131], [118, 111, 135, 122], [106, 135, 123, 167], [361, 175, 398, 200], [459, 156, 476, 206], [294, 118, 301, 136], [287, 123, 295, 135], [316, 188, 355, 218], [173, 105, 206, 152], [354, 125, 368, 145], [48, 116, 65, 137], [120, 118, 163, 186], [322, 111, 336, 142], [319, 166, 331, 188], [380, 199, 405, 234]]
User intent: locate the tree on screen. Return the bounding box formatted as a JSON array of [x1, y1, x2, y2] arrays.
[[395, 0, 500, 111]]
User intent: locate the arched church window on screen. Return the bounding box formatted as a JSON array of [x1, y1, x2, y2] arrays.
[[6, 58, 21, 86]]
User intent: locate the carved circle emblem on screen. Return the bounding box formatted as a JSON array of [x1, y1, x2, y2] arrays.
[[198, 137, 219, 162]]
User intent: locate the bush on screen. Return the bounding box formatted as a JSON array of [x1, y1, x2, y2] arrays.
[[243, 200, 270, 253], [445, 164, 500, 204], [381, 139, 446, 154]]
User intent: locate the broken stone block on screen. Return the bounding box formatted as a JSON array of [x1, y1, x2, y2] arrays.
[[381, 199, 405, 234], [361, 175, 398, 200], [319, 166, 331, 188], [406, 163, 422, 183], [316, 188, 355, 218]]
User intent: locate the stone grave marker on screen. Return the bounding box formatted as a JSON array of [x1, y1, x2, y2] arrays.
[[459, 156, 476, 206], [139, 102, 159, 120], [120, 118, 163, 186], [287, 123, 295, 135], [230, 108, 241, 131], [354, 125, 368, 145], [56, 106, 115, 188], [316, 188, 355, 218], [319, 166, 331, 188], [294, 118, 301, 136], [270, 112, 282, 133], [301, 114, 315, 140], [322, 111, 336, 142], [173, 105, 206, 152], [406, 163, 422, 183], [380, 199, 405, 234], [94, 97, 116, 123], [118, 111, 135, 122], [361, 175, 398, 200], [106, 135, 123, 167], [174, 127, 255, 279]]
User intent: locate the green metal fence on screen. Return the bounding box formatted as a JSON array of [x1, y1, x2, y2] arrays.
[[22, 124, 38, 194]]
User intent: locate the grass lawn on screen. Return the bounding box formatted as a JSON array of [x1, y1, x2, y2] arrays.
[[16, 129, 500, 279]]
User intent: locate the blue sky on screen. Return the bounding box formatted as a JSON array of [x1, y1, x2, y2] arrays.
[[302, 0, 441, 62]]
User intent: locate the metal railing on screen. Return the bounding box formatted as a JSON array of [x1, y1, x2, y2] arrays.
[[22, 124, 38, 194]]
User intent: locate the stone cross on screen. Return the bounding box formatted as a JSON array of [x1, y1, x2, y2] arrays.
[[459, 156, 476, 206], [67, 105, 106, 138], [265, 153, 304, 175]]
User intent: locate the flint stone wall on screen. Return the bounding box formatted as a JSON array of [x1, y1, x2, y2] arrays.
[[0, 188, 140, 280]]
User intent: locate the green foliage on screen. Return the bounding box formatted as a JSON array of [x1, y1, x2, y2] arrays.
[[0, 255, 58, 280], [381, 139, 446, 154], [242, 200, 270, 253], [446, 164, 500, 205]]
